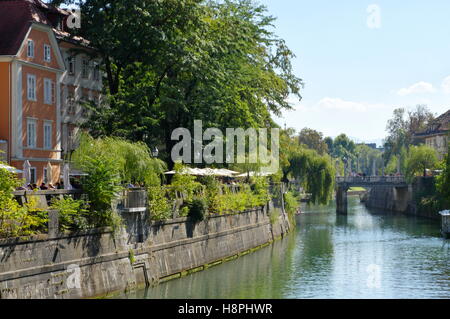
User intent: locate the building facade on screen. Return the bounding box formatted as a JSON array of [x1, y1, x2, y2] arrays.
[[414, 109, 449, 160], [0, 0, 101, 184]]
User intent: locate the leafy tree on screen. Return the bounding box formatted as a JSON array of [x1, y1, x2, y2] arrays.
[[72, 134, 166, 227], [298, 128, 328, 155], [329, 134, 356, 173], [64, 0, 303, 165], [324, 136, 334, 155], [436, 142, 450, 207], [285, 148, 335, 205], [355, 144, 383, 175], [384, 105, 434, 166], [72, 133, 166, 186], [405, 145, 439, 181]]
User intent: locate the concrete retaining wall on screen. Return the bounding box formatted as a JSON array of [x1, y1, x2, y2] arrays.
[[364, 179, 440, 220], [0, 203, 291, 299], [365, 185, 411, 212]]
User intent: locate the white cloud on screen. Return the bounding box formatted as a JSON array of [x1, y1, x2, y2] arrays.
[[397, 81, 436, 96], [316, 97, 386, 112], [441, 76, 450, 94]]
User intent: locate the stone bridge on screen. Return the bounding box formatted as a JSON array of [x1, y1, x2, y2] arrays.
[[335, 176, 408, 214]]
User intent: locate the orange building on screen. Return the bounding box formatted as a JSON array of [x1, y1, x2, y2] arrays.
[[0, 0, 101, 184]]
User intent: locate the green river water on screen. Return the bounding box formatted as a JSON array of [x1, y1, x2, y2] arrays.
[[120, 196, 450, 299]]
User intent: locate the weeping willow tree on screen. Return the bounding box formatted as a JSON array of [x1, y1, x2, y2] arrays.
[[286, 148, 335, 205], [72, 133, 167, 186], [279, 129, 335, 205]]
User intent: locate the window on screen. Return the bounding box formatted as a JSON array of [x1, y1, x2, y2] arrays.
[[44, 44, 51, 62], [93, 62, 100, 81], [27, 40, 34, 58], [43, 167, 48, 183], [82, 59, 89, 78], [27, 119, 37, 148], [44, 78, 55, 104], [67, 91, 75, 114], [27, 74, 36, 101], [30, 168, 36, 184], [68, 56, 75, 75], [44, 122, 52, 149]]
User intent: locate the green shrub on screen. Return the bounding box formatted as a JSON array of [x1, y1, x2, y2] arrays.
[[284, 191, 299, 225], [188, 198, 208, 223], [200, 175, 221, 214], [81, 157, 123, 228], [436, 143, 450, 208], [169, 162, 202, 202], [50, 196, 89, 231], [0, 166, 48, 238], [250, 176, 271, 205], [148, 186, 172, 220]]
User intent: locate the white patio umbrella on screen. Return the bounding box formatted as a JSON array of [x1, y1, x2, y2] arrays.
[[235, 171, 273, 178], [23, 160, 31, 186], [46, 162, 53, 184], [0, 164, 23, 174], [63, 163, 73, 190]]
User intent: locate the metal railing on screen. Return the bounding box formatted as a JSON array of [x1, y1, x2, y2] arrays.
[[335, 176, 407, 185]]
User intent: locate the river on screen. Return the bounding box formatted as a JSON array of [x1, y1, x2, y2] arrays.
[[121, 196, 450, 299]]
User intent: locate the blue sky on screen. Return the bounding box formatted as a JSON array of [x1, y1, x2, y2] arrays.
[[262, 0, 450, 145]]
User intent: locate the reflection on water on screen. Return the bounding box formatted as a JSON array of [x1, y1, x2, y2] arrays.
[[120, 196, 450, 299]]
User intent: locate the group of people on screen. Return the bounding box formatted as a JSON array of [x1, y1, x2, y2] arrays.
[[17, 182, 65, 191]]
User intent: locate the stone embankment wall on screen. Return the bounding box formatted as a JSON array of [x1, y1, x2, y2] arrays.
[[364, 185, 411, 213], [0, 203, 291, 299], [364, 177, 440, 220]]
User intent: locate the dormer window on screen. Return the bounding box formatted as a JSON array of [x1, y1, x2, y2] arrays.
[[44, 44, 51, 62], [27, 40, 34, 58]]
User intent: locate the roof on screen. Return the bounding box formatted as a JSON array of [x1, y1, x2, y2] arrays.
[[0, 0, 90, 56], [414, 109, 450, 138]]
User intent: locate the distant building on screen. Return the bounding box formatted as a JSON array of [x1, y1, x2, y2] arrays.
[[0, 0, 101, 184], [414, 109, 449, 160]]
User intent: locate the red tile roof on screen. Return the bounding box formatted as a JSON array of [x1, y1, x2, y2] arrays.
[[0, 0, 70, 55], [415, 109, 450, 138]]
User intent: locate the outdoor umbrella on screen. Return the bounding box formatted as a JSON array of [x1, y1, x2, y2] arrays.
[[46, 162, 53, 184], [23, 160, 31, 186], [63, 163, 73, 190], [0, 164, 23, 174]]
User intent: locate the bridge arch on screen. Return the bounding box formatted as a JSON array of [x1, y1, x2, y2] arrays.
[[335, 176, 408, 214]]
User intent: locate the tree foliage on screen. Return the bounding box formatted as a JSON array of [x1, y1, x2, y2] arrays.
[[67, 0, 303, 164], [436, 142, 450, 207], [355, 144, 383, 175], [72, 133, 166, 186], [0, 165, 48, 237], [405, 145, 439, 182], [384, 105, 434, 166], [298, 128, 328, 155]]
